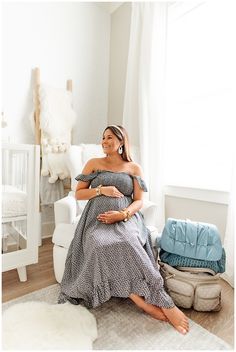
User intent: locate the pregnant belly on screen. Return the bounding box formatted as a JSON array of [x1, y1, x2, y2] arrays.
[[90, 195, 132, 214]]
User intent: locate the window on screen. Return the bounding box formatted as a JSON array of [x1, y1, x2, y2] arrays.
[[164, 1, 235, 191]]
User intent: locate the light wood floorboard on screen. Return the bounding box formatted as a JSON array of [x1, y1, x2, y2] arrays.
[[2, 238, 57, 301], [2, 238, 234, 347]]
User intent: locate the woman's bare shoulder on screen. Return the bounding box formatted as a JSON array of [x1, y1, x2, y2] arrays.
[[82, 158, 105, 174], [129, 161, 143, 176], [88, 157, 106, 164]]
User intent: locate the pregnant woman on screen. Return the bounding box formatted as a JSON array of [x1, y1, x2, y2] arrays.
[[58, 124, 189, 335]]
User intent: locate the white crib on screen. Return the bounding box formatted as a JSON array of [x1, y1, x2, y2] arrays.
[[1, 143, 40, 281]]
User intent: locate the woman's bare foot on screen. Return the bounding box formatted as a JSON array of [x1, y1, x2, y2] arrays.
[[129, 294, 168, 322], [161, 306, 189, 334]]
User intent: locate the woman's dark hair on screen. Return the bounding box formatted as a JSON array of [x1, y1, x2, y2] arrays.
[[103, 125, 133, 162]]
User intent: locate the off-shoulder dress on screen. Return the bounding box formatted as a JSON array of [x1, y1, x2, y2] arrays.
[[58, 170, 174, 309]]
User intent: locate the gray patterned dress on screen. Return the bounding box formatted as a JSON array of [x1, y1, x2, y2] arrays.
[[58, 170, 174, 309]]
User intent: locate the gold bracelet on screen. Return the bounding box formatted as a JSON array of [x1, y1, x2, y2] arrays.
[[119, 210, 127, 220], [96, 184, 102, 196], [121, 208, 131, 222], [125, 210, 131, 221]]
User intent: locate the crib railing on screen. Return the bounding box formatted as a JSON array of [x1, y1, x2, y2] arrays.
[[2, 148, 28, 192], [1, 143, 40, 279]]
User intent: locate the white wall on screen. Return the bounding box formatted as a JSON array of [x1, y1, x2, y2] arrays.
[[2, 2, 110, 144], [165, 196, 228, 241], [107, 2, 229, 238], [3, 2, 228, 240], [108, 2, 131, 125]]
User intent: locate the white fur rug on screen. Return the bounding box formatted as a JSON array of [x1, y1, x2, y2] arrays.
[[2, 284, 232, 350], [2, 301, 97, 350]]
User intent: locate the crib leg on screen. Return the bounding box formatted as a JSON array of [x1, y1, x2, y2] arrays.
[[17, 266, 27, 282], [2, 224, 9, 253], [2, 235, 9, 253]]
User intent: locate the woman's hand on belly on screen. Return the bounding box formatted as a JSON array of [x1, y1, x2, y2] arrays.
[[101, 186, 124, 198], [97, 211, 125, 224]]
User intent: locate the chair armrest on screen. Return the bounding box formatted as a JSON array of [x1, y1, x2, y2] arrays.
[[54, 195, 77, 225], [140, 199, 159, 229], [54, 195, 158, 228]]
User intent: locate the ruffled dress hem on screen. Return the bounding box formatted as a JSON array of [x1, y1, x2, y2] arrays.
[[58, 277, 175, 309]]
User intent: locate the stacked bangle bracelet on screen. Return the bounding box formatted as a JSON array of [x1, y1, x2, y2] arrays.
[[119, 208, 131, 222], [96, 184, 102, 196]]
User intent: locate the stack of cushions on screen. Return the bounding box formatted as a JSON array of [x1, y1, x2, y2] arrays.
[[158, 218, 226, 274]]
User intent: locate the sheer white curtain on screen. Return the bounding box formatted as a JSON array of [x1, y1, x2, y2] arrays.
[[123, 2, 168, 231], [222, 151, 235, 287]]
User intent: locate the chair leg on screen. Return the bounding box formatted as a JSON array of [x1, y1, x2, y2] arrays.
[[17, 266, 27, 282]]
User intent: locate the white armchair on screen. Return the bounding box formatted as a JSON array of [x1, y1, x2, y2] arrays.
[[52, 193, 160, 283]]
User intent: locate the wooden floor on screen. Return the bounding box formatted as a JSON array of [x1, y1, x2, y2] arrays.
[[2, 238, 57, 302], [2, 238, 234, 347]]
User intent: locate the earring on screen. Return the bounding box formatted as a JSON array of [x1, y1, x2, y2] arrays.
[[118, 145, 123, 154]]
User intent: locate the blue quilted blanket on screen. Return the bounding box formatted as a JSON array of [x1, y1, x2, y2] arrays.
[[160, 218, 223, 261], [159, 248, 225, 273]]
